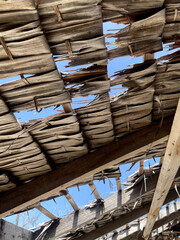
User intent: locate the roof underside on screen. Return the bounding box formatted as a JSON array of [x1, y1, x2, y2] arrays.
[[0, 0, 180, 239]]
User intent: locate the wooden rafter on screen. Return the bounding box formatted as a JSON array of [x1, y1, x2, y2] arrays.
[[0, 116, 173, 218], [143, 99, 180, 240], [89, 182, 101, 200], [35, 203, 57, 220]]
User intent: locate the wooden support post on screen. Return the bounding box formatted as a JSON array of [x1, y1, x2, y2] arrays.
[[143, 99, 180, 240], [61, 190, 79, 212], [89, 182, 101, 200], [115, 177, 122, 192], [139, 160, 144, 175], [35, 203, 57, 220]]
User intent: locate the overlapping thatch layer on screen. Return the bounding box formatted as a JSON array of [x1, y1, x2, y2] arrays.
[[23, 113, 88, 165], [37, 0, 104, 63], [76, 93, 114, 149], [0, 0, 70, 112], [36, 0, 110, 99]]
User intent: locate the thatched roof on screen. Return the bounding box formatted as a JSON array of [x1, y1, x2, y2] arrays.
[[1, 0, 180, 239]]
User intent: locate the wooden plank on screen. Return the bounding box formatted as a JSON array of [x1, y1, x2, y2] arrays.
[[0, 219, 33, 240], [35, 171, 180, 240], [143, 99, 180, 240], [0, 116, 173, 218], [107, 201, 180, 240]]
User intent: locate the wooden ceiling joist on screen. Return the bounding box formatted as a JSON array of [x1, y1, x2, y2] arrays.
[[0, 116, 173, 219], [143, 99, 180, 240]]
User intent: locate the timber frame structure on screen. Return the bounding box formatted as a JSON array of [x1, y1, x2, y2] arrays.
[[1, 0, 180, 239]]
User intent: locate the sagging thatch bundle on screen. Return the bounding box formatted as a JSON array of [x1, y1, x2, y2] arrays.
[[76, 93, 114, 149]]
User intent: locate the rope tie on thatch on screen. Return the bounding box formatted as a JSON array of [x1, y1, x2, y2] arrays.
[[0, 37, 13, 60], [53, 5, 63, 22], [127, 43, 133, 56], [20, 74, 30, 85], [34, 0, 41, 8], [65, 40, 73, 58], [127, 15, 132, 28], [34, 96, 42, 112], [174, 8, 178, 22], [126, 104, 130, 132]]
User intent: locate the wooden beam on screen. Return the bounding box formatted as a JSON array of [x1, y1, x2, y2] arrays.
[[0, 116, 173, 218], [35, 203, 57, 220], [89, 182, 101, 200], [143, 100, 180, 240], [107, 201, 180, 240], [0, 219, 33, 240], [139, 160, 144, 175], [34, 170, 180, 240], [115, 177, 122, 192]]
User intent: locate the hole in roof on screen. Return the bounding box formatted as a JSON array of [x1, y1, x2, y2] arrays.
[[155, 43, 180, 59], [0, 75, 21, 85], [41, 196, 74, 218], [15, 106, 64, 123], [71, 95, 95, 109], [120, 157, 160, 190]]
